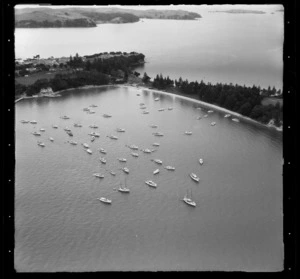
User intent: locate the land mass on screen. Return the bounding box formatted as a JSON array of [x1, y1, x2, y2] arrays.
[[210, 9, 266, 14], [15, 52, 282, 130], [15, 7, 201, 28]]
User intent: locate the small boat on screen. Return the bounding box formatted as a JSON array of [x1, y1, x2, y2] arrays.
[[116, 128, 126, 132], [154, 98, 160, 101], [99, 157, 107, 164], [150, 125, 158, 128], [196, 116, 202, 120], [99, 148, 107, 154], [164, 166, 175, 171], [118, 179, 130, 193], [103, 114, 112, 118], [83, 107, 90, 111], [145, 180, 157, 188], [66, 131, 73, 136], [139, 103, 145, 106], [199, 158, 204, 165], [30, 120, 37, 124], [185, 131, 192, 135], [224, 114, 231, 118], [153, 159, 163, 164], [211, 122, 216, 126], [196, 107, 202, 110], [118, 158, 127, 162], [64, 127, 71, 132], [32, 131, 41, 136], [142, 111, 149, 114], [86, 149, 92, 154], [89, 132, 100, 137], [153, 169, 160, 175], [90, 104, 98, 107], [74, 123, 82, 127], [93, 173, 104, 178], [49, 137, 54, 141], [168, 107, 173, 110], [140, 106, 147, 109], [88, 110, 96, 114], [91, 136, 95, 142], [152, 143, 160, 147], [107, 135, 118, 140], [69, 140, 77, 145], [110, 171, 116, 176], [122, 167, 129, 174], [208, 110, 214, 113], [136, 94, 140, 96], [152, 132, 164, 137], [142, 148, 152, 153], [20, 120, 29, 123], [203, 114, 208, 118], [60, 115, 70, 119], [190, 173, 200, 182], [82, 143, 89, 148], [52, 125, 58, 129], [232, 118, 240, 122], [89, 124, 98, 129], [158, 108, 165, 111], [183, 190, 196, 207], [131, 152, 139, 157], [37, 141, 45, 147], [128, 145, 139, 150], [97, 197, 112, 204]]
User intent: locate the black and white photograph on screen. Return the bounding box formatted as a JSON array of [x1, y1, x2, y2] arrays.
[[10, 2, 289, 272]]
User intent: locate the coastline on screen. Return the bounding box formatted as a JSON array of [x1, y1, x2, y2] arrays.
[[15, 83, 282, 132]]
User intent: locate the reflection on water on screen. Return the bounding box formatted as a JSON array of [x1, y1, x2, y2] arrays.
[[15, 86, 282, 271]]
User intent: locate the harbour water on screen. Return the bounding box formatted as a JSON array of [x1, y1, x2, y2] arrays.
[[15, 86, 283, 271]]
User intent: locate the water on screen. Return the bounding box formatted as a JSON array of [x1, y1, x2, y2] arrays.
[[15, 86, 283, 271], [15, 10, 283, 89]]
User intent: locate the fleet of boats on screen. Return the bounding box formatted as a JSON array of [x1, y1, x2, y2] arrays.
[[26, 96, 243, 208]]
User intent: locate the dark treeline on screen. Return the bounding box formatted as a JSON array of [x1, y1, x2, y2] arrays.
[[24, 71, 109, 96], [77, 12, 140, 23], [151, 74, 282, 126], [15, 18, 96, 28]]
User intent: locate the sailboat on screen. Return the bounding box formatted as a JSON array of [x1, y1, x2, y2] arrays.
[[118, 177, 130, 193], [183, 189, 196, 207]]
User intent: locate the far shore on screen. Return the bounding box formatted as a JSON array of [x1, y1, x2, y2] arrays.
[[15, 83, 282, 132]]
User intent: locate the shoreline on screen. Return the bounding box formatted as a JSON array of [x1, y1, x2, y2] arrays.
[[15, 83, 282, 132]]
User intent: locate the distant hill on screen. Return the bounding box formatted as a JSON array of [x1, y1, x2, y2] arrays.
[[15, 7, 201, 28], [210, 9, 265, 14]]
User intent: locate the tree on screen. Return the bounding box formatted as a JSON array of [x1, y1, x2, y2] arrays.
[[142, 72, 150, 83]]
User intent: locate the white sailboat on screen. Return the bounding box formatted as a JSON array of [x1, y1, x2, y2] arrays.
[[118, 177, 130, 193], [183, 190, 196, 207]]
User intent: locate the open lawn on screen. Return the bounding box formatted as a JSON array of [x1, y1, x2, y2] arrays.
[[15, 70, 73, 86]]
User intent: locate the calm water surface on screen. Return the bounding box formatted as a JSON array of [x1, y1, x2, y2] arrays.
[[15, 11, 283, 89], [15, 86, 283, 271]]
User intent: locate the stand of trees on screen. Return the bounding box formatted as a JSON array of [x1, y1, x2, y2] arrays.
[[151, 74, 282, 126]]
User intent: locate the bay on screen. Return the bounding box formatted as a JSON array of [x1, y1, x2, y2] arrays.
[[15, 86, 283, 271]]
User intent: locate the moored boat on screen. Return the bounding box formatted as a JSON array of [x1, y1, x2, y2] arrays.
[[116, 128, 125, 132], [211, 122, 216, 126], [118, 158, 127, 162], [145, 180, 157, 188], [152, 132, 164, 136], [164, 166, 175, 171], [103, 114, 112, 118], [153, 169, 160, 175], [30, 120, 37, 124], [208, 110, 214, 113], [224, 114, 231, 118], [150, 124, 158, 128], [97, 197, 112, 204], [99, 148, 107, 154], [168, 107, 173, 110], [158, 108, 165, 111], [60, 115, 70, 119], [52, 125, 58, 129], [37, 141, 45, 147], [89, 132, 100, 137], [86, 149, 92, 154], [154, 98, 160, 101], [142, 148, 152, 153], [142, 111, 149, 114], [89, 124, 98, 129], [152, 143, 160, 147], [122, 167, 129, 174], [203, 114, 208, 118], [153, 159, 163, 164], [199, 158, 204, 165], [82, 143, 89, 148], [91, 136, 95, 142], [190, 173, 200, 182], [110, 171, 116, 176], [131, 152, 139, 157], [20, 120, 29, 123], [99, 157, 107, 164], [128, 144, 139, 150], [185, 131, 192, 135], [93, 173, 104, 178], [49, 137, 54, 141], [32, 131, 41, 136], [107, 135, 118, 140], [232, 118, 240, 122], [74, 123, 82, 127], [69, 140, 77, 145], [183, 190, 196, 207]]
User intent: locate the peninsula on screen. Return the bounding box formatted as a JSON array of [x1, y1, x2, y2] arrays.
[[15, 52, 282, 131]]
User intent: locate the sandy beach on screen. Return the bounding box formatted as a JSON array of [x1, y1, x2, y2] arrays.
[[15, 83, 282, 132]]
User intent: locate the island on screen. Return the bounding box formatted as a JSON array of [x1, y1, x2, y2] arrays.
[[15, 52, 282, 131], [15, 7, 202, 28]]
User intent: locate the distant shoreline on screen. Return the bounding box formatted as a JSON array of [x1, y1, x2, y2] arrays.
[[15, 83, 282, 132]]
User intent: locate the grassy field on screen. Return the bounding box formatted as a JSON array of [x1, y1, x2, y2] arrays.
[[15, 70, 72, 86], [261, 97, 283, 108]]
